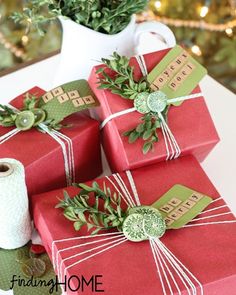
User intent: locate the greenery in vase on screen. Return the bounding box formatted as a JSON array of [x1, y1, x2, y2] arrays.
[[11, 0, 148, 35], [56, 182, 129, 235]]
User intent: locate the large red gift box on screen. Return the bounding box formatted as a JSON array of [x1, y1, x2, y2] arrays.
[[32, 156, 236, 295], [0, 87, 102, 197], [88, 48, 220, 173]]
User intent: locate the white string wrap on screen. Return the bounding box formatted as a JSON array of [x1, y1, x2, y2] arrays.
[[0, 128, 21, 144], [100, 55, 204, 161], [159, 112, 181, 160], [135, 55, 148, 76], [167, 93, 203, 104], [38, 124, 75, 185], [51, 171, 236, 294], [100, 107, 135, 130], [0, 105, 75, 186]]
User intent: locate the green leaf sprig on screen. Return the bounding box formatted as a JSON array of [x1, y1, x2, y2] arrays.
[[97, 52, 148, 99], [0, 93, 64, 131], [0, 104, 17, 127], [97, 53, 170, 154], [56, 181, 129, 235]]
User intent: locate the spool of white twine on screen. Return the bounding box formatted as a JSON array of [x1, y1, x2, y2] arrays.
[[0, 158, 32, 249]]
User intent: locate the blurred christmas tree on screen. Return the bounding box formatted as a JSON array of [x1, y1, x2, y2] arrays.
[[139, 0, 236, 93], [0, 0, 61, 75]]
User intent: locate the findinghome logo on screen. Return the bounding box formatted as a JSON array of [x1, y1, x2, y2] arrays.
[[9, 275, 105, 294]]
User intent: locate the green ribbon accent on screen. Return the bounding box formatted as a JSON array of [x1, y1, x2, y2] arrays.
[[0, 80, 99, 131]]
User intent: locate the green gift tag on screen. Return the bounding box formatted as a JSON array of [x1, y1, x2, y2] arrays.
[[152, 184, 212, 229], [39, 80, 99, 123], [147, 45, 207, 103]]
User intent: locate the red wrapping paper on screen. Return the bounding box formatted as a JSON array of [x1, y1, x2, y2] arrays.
[[32, 156, 236, 295], [0, 87, 102, 197], [88, 48, 220, 173]]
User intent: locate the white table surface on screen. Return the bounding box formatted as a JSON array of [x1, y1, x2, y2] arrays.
[[0, 36, 236, 295]]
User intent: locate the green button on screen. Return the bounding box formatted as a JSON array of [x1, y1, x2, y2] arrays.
[[147, 91, 168, 113], [15, 111, 35, 131], [16, 248, 29, 263], [21, 262, 34, 278], [134, 92, 150, 114], [128, 206, 166, 239], [143, 211, 166, 238], [122, 213, 148, 242], [32, 108, 46, 126], [21, 258, 46, 278]]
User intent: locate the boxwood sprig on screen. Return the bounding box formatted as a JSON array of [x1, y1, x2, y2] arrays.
[[56, 181, 129, 235], [97, 52, 149, 99], [0, 93, 67, 131]]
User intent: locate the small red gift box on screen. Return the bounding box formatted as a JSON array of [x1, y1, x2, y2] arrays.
[[0, 87, 102, 197], [88, 48, 220, 173], [32, 156, 236, 295]]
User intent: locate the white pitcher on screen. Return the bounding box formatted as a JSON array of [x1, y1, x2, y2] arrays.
[[54, 15, 176, 85]]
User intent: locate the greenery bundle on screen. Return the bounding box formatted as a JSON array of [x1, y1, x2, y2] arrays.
[[97, 52, 168, 154], [11, 0, 148, 35], [56, 182, 128, 235]]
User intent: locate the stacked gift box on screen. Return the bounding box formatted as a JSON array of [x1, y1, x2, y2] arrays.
[[88, 47, 219, 172], [32, 156, 236, 295], [0, 83, 102, 196], [1, 45, 236, 295]]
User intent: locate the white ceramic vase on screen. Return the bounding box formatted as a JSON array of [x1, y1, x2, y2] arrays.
[[54, 15, 176, 85]]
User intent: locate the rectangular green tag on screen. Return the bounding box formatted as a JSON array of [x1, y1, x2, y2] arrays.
[[147, 45, 207, 99], [152, 184, 212, 229], [39, 80, 99, 123]]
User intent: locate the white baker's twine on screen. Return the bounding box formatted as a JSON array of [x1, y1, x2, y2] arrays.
[[0, 105, 75, 186], [100, 107, 136, 130], [51, 173, 236, 294], [0, 128, 21, 144], [135, 54, 181, 161], [38, 124, 75, 186], [135, 54, 148, 76], [159, 112, 181, 160], [100, 55, 204, 160]]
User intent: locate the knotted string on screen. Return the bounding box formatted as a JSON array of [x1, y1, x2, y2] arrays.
[[0, 105, 75, 186], [100, 55, 205, 161]]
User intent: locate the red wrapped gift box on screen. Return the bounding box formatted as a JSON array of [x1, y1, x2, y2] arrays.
[[32, 156, 236, 295], [0, 87, 102, 197], [88, 48, 220, 173]]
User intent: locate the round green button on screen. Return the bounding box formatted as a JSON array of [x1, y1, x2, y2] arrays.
[[32, 108, 46, 126], [122, 213, 148, 242], [128, 206, 166, 239], [143, 211, 166, 238], [21, 258, 46, 278], [147, 91, 168, 113], [15, 111, 35, 131], [134, 92, 150, 114]]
